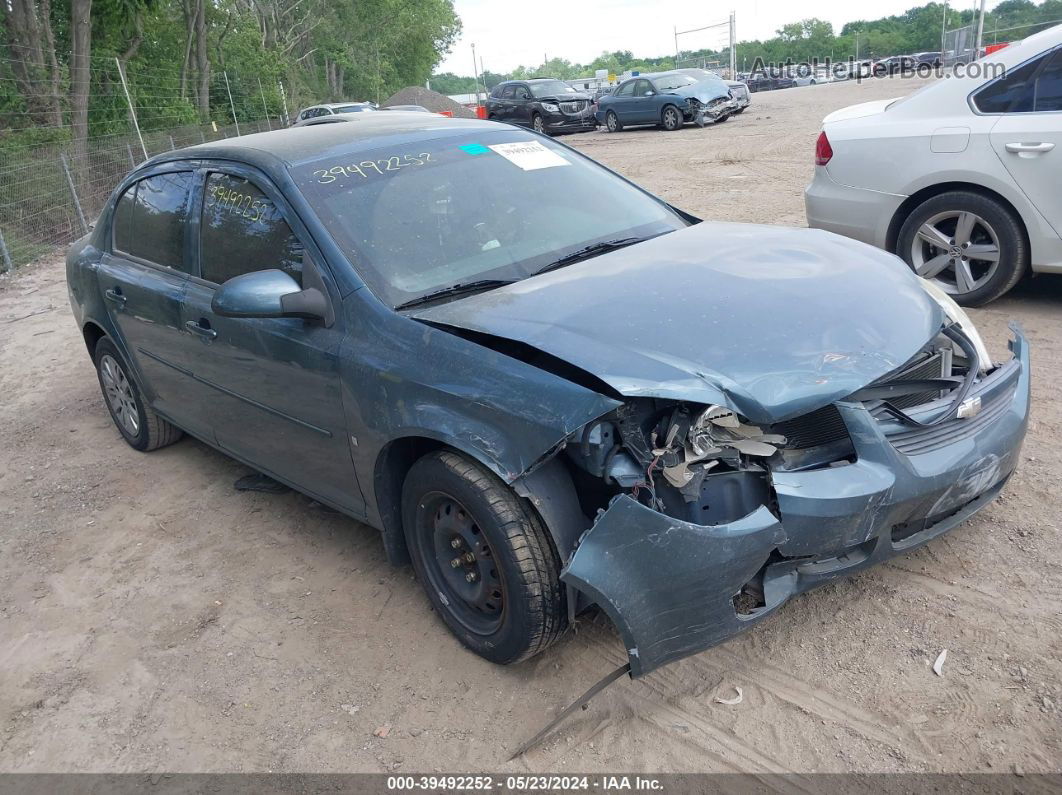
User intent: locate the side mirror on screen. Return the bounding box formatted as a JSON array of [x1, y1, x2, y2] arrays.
[[211, 269, 328, 322], [643, 90, 655, 96]]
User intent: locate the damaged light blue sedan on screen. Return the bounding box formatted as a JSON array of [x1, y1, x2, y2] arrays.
[[67, 115, 1030, 678]]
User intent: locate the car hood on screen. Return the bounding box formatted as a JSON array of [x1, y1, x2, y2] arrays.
[[538, 93, 592, 102], [668, 80, 732, 102], [411, 223, 943, 424], [823, 97, 899, 124]]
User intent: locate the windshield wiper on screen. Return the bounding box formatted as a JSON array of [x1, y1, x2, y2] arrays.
[[394, 279, 516, 310], [531, 237, 649, 277]]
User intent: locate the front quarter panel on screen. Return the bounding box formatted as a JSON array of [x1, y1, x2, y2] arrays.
[[340, 292, 621, 529]]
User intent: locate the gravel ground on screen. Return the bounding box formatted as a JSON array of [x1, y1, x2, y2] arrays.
[[1, 76, 1060, 774]]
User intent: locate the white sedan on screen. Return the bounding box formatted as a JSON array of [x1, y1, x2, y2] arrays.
[[805, 25, 1062, 304]]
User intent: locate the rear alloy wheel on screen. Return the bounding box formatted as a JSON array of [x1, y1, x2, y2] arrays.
[[661, 105, 682, 131], [605, 110, 622, 133], [94, 337, 183, 452], [532, 113, 546, 134], [898, 190, 1027, 306], [402, 450, 566, 665]]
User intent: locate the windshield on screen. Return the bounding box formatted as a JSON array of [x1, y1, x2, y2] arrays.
[[652, 74, 698, 91], [293, 130, 686, 308], [528, 80, 577, 97]]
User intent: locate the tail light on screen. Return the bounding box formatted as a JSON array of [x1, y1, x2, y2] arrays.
[[815, 131, 833, 166]]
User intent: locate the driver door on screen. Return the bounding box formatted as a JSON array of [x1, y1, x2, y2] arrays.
[[629, 79, 658, 123], [178, 167, 364, 512]]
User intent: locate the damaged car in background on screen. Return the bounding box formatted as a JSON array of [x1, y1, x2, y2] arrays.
[[595, 71, 739, 131], [67, 114, 1030, 679]]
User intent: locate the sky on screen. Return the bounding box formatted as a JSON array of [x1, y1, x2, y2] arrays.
[[436, 0, 986, 75]]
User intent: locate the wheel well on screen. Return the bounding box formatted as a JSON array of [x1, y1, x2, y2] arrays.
[[886, 182, 1030, 255], [372, 436, 578, 570], [373, 436, 447, 566], [82, 322, 106, 359]]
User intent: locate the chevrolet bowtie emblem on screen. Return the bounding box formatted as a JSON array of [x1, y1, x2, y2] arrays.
[[957, 395, 982, 419]]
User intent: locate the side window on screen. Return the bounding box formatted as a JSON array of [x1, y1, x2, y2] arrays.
[[515, 85, 531, 100], [199, 172, 304, 287], [501, 84, 515, 99], [973, 54, 1046, 113], [1033, 49, 1062, 111], [112, 172, 193, 272], [615, 81, 635, 97], [636, 79, 653, 95], [112, 184, 136, 255]]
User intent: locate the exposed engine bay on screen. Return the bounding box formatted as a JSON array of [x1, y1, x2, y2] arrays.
[[561, 322, 988, 531]]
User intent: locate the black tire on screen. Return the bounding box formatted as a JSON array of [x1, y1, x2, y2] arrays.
[[660, 104, 682, 131], [732, 107, 746, 114], [897, 190, 1027, 306], [402, 450, 566, 665], [531, 113, 548, 135], [93, 337, 183, 452], [715, 113, 730, 123], [605, 110, 622, 133]]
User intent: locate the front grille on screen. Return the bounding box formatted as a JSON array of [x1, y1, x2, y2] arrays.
[[869, 350, 947, 409], [560, 101, 587, 113], [773, 403, 850, 449], [884, 383, 1016, 455]]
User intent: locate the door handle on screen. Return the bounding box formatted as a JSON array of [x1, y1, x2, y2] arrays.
[[1005, 142, 1055, 154], [104, 288, 127, 307], [184, 319, 217, 340]]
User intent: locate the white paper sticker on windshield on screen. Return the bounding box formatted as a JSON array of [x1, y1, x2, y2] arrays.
[[488, 141, 570, 171]]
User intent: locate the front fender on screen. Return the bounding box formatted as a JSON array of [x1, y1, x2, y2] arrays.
[[342, 297, 620, 539]]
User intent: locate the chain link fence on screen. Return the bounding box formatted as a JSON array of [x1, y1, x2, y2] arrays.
[[0, 59, 294, 272]]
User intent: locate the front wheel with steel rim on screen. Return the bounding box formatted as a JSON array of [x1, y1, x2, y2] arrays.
[[531, 113, 547, 135], [605, 110, 622, 133], [402, 450, 566, 665], [897, 190, 1027, 306], [93, 337, 183, 452], [661, 104, 682, 131]]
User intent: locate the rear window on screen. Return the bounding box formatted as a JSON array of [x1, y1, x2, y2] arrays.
[[112, 172, 193, 272]]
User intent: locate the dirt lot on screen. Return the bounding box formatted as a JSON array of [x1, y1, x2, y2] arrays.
[[2, 76, 1060, 774]]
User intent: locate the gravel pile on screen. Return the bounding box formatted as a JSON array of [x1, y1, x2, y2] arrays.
[[382, 86, 477, 118]]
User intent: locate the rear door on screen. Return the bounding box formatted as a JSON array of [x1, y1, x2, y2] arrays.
[[512, 84, 533, 126], [986, 47, 1062, 237], [495, 84, 516, 123], [178, 167, 363, 511], [609, 80, 637, 122], [97, 169, 204, 435]]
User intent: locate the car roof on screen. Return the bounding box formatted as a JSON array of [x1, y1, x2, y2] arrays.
[[144, 114, 502, 171], [319, 102, 372, 109]]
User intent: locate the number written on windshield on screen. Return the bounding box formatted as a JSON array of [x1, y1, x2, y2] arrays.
[[314, 152, 433, 183]]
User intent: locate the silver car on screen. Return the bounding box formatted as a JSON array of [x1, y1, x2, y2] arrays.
[[291, 101, 375, 126], [805, 25, 1062, 305]]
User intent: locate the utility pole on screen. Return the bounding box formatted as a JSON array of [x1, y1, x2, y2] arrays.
[[729, 12, 736, 79], [974, 0, 987, 55], [941, 1, 949, 59], [471, 43, 483, 105], [674, 26, 679, 57]]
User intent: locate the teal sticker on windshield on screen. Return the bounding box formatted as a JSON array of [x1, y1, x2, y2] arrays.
[[459, 143, 490, 155]]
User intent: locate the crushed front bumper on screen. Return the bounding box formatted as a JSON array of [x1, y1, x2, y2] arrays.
[[562, 328, 1030, 678]]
